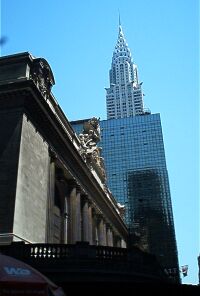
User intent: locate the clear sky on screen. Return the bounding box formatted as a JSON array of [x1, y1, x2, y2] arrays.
[[1, 0, 199, 285]]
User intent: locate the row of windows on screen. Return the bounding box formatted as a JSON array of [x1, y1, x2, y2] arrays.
[[103, 152, 166, 160], [102, 147, 165, 154], [107, 100, 134, 106], [103, 131, 162, 137], [105, 165, 167, 173], [102, 132, 163, 139], [105, 163, 167, 171], [105, 161, 167, 168], [105, 160, 166, 167], [105, 114, 157, 121], [103, 148, 166, 155], [102, 140, 164, 147], [101, 124, 162, 130], [102, 127, 162, 134], [133, 136, 163, 141]]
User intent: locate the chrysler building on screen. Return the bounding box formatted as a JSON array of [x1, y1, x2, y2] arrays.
[[106, 23, 145, 119]]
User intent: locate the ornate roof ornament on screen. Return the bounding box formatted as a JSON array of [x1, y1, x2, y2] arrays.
[[30, 58, 55, 99], [78, 118, 106, 183]]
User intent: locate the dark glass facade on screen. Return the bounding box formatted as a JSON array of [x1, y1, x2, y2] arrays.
[[100, 114, 179, 281], [71, 114, 180, 282]]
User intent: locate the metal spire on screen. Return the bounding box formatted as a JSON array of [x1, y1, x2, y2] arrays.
[[118, 11, 121, 27]]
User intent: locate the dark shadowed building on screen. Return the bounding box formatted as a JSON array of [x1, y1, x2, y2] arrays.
[[0, 52, 127, 248]]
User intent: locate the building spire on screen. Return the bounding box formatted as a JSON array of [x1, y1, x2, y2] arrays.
[[106, 22, 146, 118], [118, 10, 123, 36], [118, 11, 121, 27]]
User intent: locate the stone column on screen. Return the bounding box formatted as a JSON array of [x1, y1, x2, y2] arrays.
[[107, 227, 113, 247], [92, 210, 98, 245], [106, 227, 109, 246], [102, 221, 107, 246], [110, 230, 114, 247], [46, 160, 55, 243], [88, 201, 93, 245], [121, 239, 127, 248], [97, 215, 106, 246], [95, 226, 99, 245], [116, 237, 122, 248], [63, 196, 69, 244], [68, 186, 77, 244], [75, 188, 81, 242], [82, 196, 89, 242], [98, 218, 103, 246], [68, 182, 82, 244], [113, 233, 121, 248]]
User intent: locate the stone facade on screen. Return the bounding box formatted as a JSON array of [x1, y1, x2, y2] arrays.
[[14, 115, 49, 243], [0, 52, 127, 247]]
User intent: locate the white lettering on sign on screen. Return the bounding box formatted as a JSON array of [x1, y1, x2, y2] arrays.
[[4, 267, 31, 276]]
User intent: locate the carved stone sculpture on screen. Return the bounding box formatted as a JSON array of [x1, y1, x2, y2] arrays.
[[78, 118, 106, 183], [30, 58, 55, 98]]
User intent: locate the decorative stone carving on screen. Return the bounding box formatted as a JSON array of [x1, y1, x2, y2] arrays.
[[30, 58, 55, 98], [117, 203, 126, 219], [78, 118, 106, 183]]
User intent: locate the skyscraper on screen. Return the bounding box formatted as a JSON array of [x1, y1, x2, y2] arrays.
[[102, 23, 179, 281], [105, 23, 145, 119], [71, 23, 180, 282], [100, 115, 180, 281]]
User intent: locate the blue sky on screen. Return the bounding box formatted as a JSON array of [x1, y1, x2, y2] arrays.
[[1, 0, 199, 285]]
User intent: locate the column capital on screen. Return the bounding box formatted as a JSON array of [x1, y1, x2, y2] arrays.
[[87, 197, 93, 207], [48, 147, 57, 162], [81, 195, 93, 207], [68, 179, 77, 192], [81, 194, 89, 203], [105, 222, 111, 229], [91, 207, 104, 224], [95, 213, 104, 223], [76, 184, 82, 194]]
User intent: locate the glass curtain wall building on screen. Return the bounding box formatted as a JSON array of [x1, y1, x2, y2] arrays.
[[100, 114, 179, 281], [71, 115, 179, 281]]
